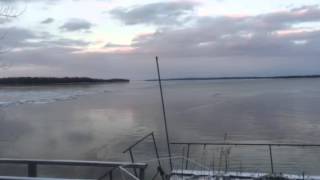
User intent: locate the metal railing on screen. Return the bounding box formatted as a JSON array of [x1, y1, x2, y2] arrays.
[[0, 158, 147, 180], [171, 142, 320, 174], [123, 132, 166, 180]]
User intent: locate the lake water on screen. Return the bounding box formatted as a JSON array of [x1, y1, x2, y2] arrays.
[[0, 79, 320, 177]]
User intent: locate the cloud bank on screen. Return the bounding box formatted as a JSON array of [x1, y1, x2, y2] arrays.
[[1, 2, 320, 79], [130, 5, 320, 59], [110, 1, 197, 25], [60, 19, 93, 32]]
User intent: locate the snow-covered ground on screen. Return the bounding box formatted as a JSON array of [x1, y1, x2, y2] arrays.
[[170, 169, 320, 180]]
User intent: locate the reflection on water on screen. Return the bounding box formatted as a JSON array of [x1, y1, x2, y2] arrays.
[[82, 108, 135, 131], [0, 79, 320, 176]]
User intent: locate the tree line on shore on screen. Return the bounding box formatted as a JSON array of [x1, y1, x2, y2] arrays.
[[0, 77, 129, 85]]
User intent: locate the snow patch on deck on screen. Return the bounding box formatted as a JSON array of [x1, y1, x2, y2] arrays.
[[170, 169, 320, 180]]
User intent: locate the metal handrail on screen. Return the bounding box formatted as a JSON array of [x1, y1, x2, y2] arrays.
[[171, 142, 320, 147], [123, 132, 154, 153], [171, 142, 320, 174], [0, 176, 95, 180], [0, 158, 147, 179], [123, 132, 165, 180], [0, 158, 147, 168]]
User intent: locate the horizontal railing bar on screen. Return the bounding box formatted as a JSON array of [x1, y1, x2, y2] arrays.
[[123, 132, 154, 153], [0, 159, 147, 169], [171, 142, 320, 147], [0, 176, 94, 180]]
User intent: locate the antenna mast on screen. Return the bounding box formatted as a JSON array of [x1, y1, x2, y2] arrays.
[[155, 56, 173, 170]]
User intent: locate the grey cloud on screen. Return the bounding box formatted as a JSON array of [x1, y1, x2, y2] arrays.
[[105, 42, 130, 48], [0, 27, 37, 49], [131, 5, 320, 58], [2, 5, 320, 79], [47, 38, 90, 47], [60, 18, 93, 32], [0, 27, 89, 50], [0, 46, 139, 78], [261, 5, 320, 25], [24, 38, 90, 49], [2, 45, 320, 79], [110, 1, 197, 25], [0, 17, 12, 24], [41, 17, 54, 24]]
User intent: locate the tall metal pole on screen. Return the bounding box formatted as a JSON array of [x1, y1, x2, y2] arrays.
[[151, 132, 166, 180], [156, 56, 173, 170], [268, 145, 274, 174]]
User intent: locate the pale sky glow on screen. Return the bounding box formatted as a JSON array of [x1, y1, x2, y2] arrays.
[[0, 0, 320, 79]]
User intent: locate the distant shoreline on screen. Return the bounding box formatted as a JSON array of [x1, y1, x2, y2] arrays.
[[0, 77, 130, 86], [146, 75, 320, 81]]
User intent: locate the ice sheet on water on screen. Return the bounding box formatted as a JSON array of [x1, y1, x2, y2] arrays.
[[0, 84, 118, 108]]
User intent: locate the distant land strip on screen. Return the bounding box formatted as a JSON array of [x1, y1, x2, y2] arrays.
[[146, 75, 320, 81], [0, 77, 129, 86]]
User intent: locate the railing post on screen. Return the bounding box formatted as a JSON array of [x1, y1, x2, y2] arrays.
[[181, 147, 185, 178], [268, 145, 274, 174], [139, 168, 145, 180], [123, 132, 165, 180], [109, 170, 113, 180], [129, 149, 138, 177], [28, 162, 37, 177], [186, 144, 190, 169], [151, 133, 162, 167]]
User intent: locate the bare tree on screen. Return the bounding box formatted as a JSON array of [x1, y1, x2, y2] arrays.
[[0, 2, 25, 18]]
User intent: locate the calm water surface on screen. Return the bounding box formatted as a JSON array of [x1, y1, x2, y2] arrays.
[[0, 79, 320, 177]]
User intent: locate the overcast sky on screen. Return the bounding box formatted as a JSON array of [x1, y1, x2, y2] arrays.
[[0, 0, 319, 79]]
